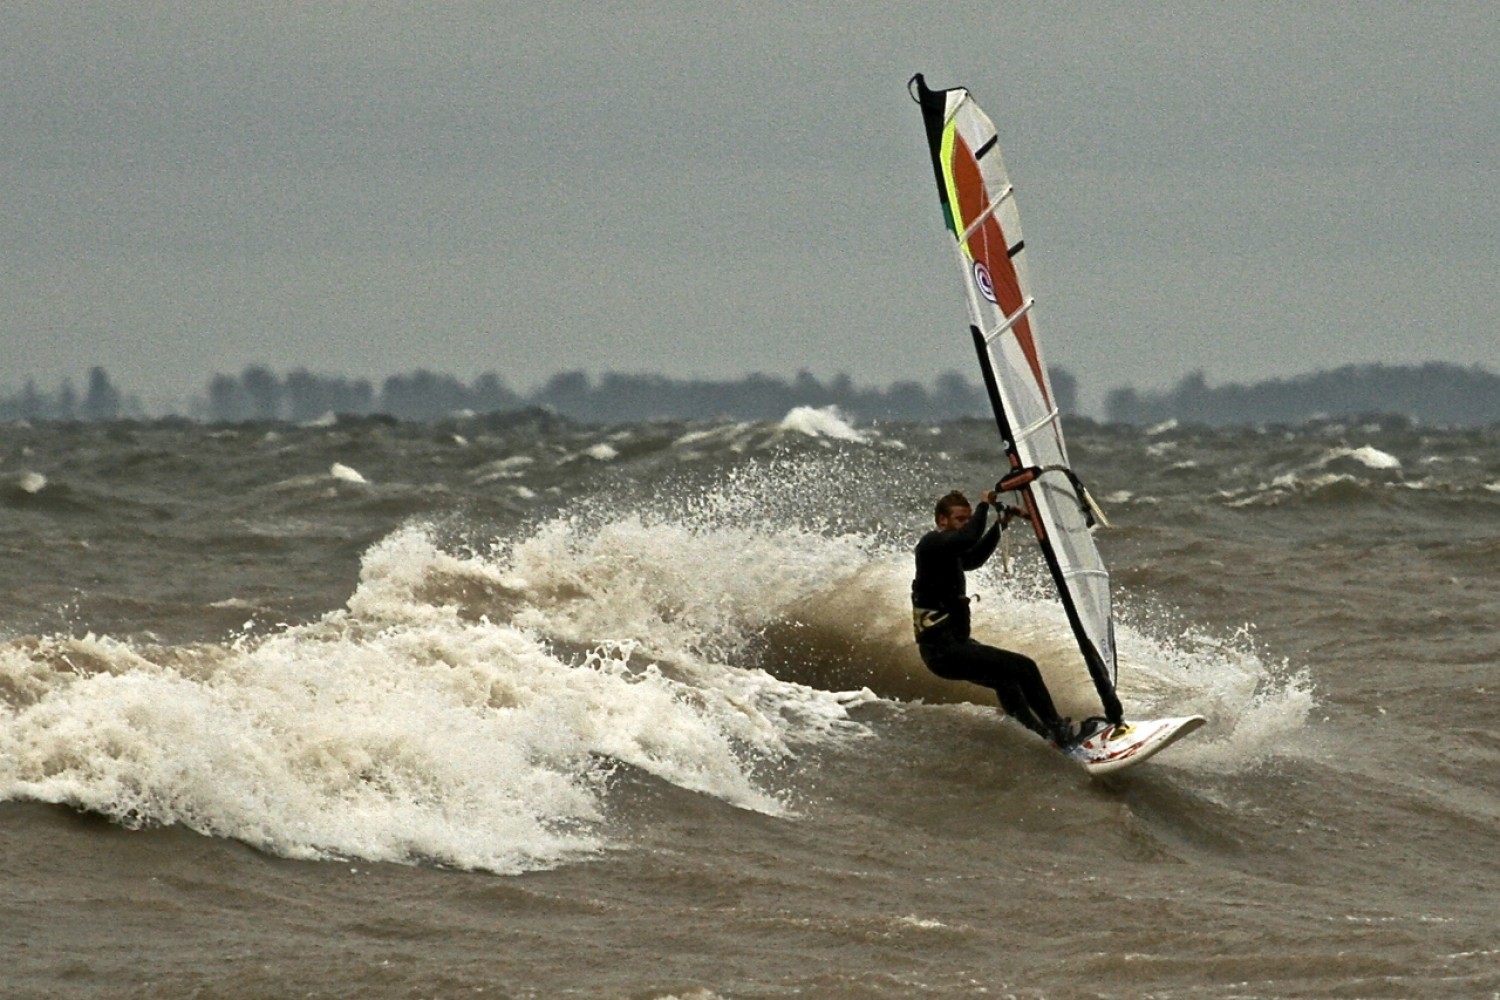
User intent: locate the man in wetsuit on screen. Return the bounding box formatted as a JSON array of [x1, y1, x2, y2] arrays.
[[912, 489, 1077, 747]]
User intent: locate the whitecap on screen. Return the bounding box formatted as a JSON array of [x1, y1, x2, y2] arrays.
[[1319, 445, 1400, 471], [777, 405, 868, 443], [0, 510, 870, 876], [582, 443, 619, 461], [330, 462, 367, 483], [673, 423, 752, 449], [473, 455, 535, 485], [207, 597, 258, 609]]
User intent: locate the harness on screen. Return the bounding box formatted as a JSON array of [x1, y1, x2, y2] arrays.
[[911, 596, 970, 640]]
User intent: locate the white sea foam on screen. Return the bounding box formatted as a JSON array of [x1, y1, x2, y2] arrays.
[[207, 597, 258, 610], [673, 423, 753, 449], [0, 497, 879, 874], [17, 471, 46, 494], [582, 443, 619, 461], [472, 455, 535, 485], [1224, 440, 1410, 506], [0, 631, 583, 872], [1114, 620, 1314, 773], [980, 587, 1309, 771], [952, 556, 1314, 775], [1318, 445, 1401, 470], [777, 405, 869, 443], [330, 462, 367, 483]]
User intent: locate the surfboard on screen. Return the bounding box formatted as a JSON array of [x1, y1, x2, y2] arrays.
[[1064, 716, 1206, 775]]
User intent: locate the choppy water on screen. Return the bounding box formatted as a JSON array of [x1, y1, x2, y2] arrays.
[[2, 408, 1497, 999]]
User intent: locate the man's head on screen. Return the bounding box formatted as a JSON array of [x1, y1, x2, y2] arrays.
[[934, 490, 973, 531]]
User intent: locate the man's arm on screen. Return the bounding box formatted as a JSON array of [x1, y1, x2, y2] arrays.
[[961, 493, 1027, 569], [961, 515, 1002, 569]]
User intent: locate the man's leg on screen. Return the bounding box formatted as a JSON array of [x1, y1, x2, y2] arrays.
[[921, 640, 1071, 742], [964, 642, 1072, 744], [991, 679, 1051, 739]]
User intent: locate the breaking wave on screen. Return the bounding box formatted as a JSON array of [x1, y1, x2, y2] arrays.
[[0, 450, 1310, 872]]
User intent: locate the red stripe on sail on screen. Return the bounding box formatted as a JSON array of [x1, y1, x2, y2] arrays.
[[950, 136, 1051, 406]]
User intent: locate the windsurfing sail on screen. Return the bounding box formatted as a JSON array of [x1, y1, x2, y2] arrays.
[[910, 73, 1123, 725]]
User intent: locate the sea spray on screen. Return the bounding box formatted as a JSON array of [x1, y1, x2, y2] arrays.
[[0, 431, 1317, 874], [0, 514, 878, 873]]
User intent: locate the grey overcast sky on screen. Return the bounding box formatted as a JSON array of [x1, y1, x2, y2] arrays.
[[6, 3, 1498, 414]]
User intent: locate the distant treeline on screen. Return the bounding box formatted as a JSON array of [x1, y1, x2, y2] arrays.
[[195, 366, 1084, 423], [1103, 363, 1500, 427], [0, 367, 146, 423], [4, 362, 1498, 426], [0, 365, 1077, 425]]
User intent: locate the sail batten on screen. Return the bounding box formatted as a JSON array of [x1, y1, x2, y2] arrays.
[[983, 298, 1035, 345], [1012, 408, 1061, 441], [913, 73, 1124, 725], [959, 185, 1014, 242]]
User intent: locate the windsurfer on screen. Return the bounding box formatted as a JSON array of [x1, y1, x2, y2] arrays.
[[912, 489, 1077, 746]]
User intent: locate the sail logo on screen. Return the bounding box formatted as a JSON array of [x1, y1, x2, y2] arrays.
[[972, 261, 998, 304]]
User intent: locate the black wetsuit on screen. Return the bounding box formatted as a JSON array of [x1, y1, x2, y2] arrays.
[[911, 501, 1069, 742]]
